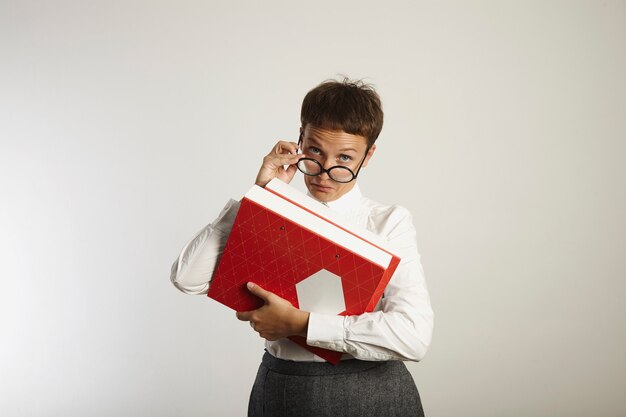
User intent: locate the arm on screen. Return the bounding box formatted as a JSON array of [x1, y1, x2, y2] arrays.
[[236, 209, 434, 362], [171, 140, 304, 294], [306, 209, 434, 361], [170, 199, 240, 295]]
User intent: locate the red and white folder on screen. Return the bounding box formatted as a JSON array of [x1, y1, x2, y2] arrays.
[[208, 178, 401, 364]]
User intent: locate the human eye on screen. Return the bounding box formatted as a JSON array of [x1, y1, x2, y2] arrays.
[[307, 146, 322, 156], [338, 154, 353, 163]]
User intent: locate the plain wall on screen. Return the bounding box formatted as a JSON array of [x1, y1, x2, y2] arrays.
[[1, 1, 625, 416]]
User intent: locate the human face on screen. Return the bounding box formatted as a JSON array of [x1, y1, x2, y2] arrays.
[[299, 125, 376, 202]]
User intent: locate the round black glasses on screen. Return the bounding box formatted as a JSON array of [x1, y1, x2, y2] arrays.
[[296, 135, 370, 183]]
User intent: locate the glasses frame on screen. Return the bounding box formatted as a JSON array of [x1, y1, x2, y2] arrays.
[[296, 132, 370, 184]]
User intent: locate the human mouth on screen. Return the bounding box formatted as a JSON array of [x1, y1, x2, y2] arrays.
[[312, 183, 333, 191]]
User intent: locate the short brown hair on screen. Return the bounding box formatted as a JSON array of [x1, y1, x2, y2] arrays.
[[300, 77, 384, 146]]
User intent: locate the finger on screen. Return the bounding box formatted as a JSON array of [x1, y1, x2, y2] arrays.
[[236, 311, 253, 321], [246, 282, 273, 302], [261, 155, 299, 171], [274, 141, 300, 155], [275, 140, 298, 152], [266, 153, 303, 167], [284, 164, 298, 181]]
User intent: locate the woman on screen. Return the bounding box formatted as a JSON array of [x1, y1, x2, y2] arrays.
[[171, 78, 434, 416]]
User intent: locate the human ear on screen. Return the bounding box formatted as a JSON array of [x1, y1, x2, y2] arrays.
[[361, 144, 376, 168]]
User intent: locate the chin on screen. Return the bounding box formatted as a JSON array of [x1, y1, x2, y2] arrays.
[[304, 179, 342, 202], [310, 190, 333, 202], [304, 186, 331, 201]]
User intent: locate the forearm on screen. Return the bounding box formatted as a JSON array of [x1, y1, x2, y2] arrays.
[[307, 304, 433, 361], [291, 309, 310, 337], [170, 199, 240, 294], [306, 256, 434, 361]]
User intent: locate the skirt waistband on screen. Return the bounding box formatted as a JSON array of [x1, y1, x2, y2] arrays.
[[260, 351, 390, 376]]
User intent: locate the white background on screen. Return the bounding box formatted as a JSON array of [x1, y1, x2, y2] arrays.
[[1, 1, 625, 416]]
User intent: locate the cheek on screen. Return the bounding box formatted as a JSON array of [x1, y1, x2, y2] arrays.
[[333, 183, 346, 195], [303, 175, 315, 191]]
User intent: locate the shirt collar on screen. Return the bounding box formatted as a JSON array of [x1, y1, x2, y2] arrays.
[[307, 183, 363, 215]]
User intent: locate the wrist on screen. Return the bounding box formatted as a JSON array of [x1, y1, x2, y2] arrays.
[[291, 309, 310, 337]]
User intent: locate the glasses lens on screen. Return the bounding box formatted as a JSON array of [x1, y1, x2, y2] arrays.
[[328, 167, 355, 183], [297, 158, 322, 175]]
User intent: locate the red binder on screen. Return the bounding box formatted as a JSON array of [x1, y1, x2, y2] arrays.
[[208, 179, 401, 364]]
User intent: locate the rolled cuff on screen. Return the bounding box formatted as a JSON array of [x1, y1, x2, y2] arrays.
[[306, 312, 345, 352]]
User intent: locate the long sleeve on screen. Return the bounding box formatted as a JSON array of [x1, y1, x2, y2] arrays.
[[306, 208, 434, 361], [170, 199, 240, 295]]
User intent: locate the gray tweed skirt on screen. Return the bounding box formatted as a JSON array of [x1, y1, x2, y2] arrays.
[[248, 351, 424, 417]]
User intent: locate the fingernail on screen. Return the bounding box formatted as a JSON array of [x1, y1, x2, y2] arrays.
[[247, 282, 254, 289]]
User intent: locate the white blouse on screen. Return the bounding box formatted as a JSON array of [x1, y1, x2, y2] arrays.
[[170, 184, 434, 362]]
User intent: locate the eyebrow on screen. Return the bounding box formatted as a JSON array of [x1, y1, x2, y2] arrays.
[[306, 137, 358, 153]]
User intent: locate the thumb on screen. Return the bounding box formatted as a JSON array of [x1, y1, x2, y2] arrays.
[[246, 282, 273, 302], [283, 164, 298, 183]]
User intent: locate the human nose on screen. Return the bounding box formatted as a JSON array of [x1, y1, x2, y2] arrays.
[[318, 158, 333, 179], [320, 156, 334, 170]]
